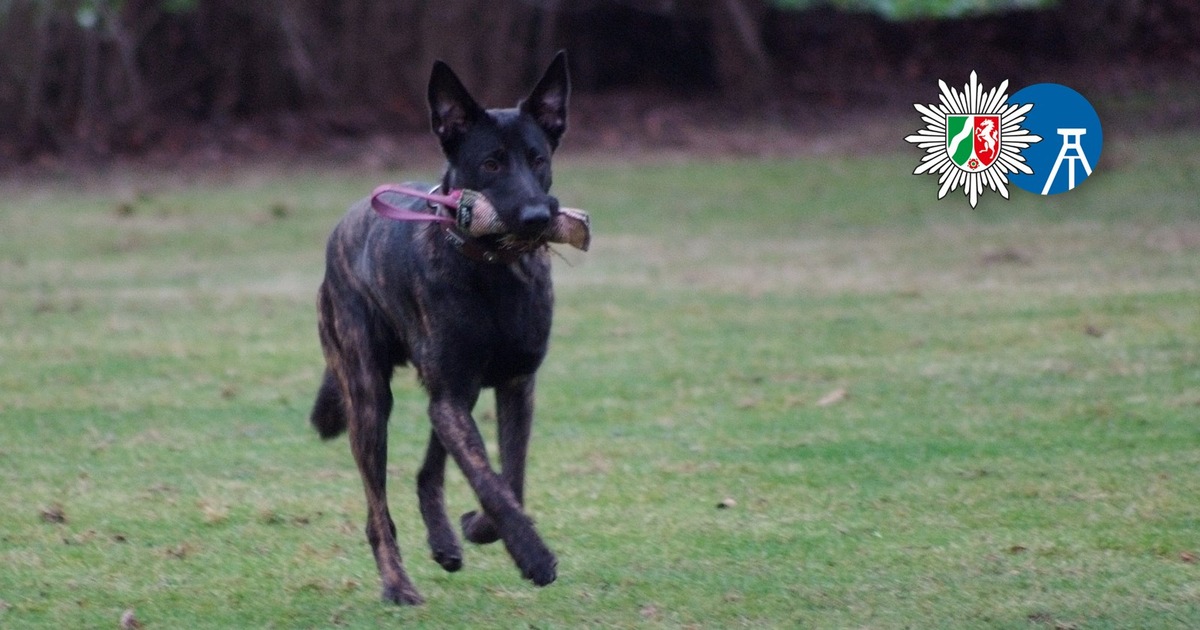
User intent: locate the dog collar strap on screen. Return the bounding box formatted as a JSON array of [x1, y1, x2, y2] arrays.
[[439, 224, 528, 265]]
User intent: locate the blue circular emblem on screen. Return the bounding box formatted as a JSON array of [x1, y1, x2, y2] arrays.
[[1006, 84, 1102, 195]]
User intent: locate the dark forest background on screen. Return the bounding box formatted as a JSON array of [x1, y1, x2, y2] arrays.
[[1, 0, 1197, 165]]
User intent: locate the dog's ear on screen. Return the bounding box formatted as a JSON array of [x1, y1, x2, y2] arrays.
[[520, 50, 570, 150], [428, 60, 484, 149]]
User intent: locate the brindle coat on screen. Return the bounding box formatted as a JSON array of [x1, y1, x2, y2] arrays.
[[310, 52, 569, 605]]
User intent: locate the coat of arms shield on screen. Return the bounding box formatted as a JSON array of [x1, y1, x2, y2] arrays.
[[946, 115, 1001, 172]]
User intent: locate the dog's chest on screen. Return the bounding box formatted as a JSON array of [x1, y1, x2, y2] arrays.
[[472, 270, 553, 383], [384, 255, 554, 386]]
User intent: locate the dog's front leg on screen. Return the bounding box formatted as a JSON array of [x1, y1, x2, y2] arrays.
[[416, 430, 463, 572], [429, 395, 557, 586], [461, 376, 536, 545]]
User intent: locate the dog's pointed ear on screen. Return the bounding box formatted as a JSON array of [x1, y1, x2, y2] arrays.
[[520, 50, 570, 150], [428, 60, 484, 149]]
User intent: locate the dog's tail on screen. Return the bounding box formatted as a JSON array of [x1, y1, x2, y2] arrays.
[[310, 368, 348, 439]]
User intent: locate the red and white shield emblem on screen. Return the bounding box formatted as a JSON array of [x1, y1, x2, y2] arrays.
[[972, 115, 1001, 168]]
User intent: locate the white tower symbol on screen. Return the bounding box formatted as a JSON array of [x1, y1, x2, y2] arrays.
[[1041, 128, 1092, 194]]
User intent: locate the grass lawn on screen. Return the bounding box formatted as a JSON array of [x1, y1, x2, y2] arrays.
[[1, 133, 1198, 628]]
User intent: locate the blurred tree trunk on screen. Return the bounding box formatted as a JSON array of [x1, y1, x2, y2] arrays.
[[1059, 0, 1145, 58], [704, 0, 776, 101], [408, 1, 552, 107], [0, 0, 156, 157], [0, 3, 48, 153], [191, 0, 559, 124]]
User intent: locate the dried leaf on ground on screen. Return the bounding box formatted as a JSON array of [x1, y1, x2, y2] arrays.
[[39, 504, 66, 524], [817, 388, 848, 407]]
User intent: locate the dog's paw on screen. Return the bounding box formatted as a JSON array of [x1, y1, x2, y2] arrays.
[[460, 510, 500, 544], [381, 583, 425, 606], [520, 550, 557, 587], [432, 548, 463, 573], [506, 531, 557, 587], [427, 528, 463, 572]]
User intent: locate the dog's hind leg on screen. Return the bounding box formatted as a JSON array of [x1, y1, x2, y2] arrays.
[[349, 380, 424, 605], [318, 284, 423, 605], [461, 376, 536, 545], [429, 393, 557, 586], [416, 430, 463, 572]]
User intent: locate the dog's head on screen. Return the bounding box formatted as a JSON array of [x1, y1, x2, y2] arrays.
[[428, 51, 570, 239]]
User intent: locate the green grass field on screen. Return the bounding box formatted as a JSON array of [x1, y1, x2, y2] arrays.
[[2, 134, 1198, 628]]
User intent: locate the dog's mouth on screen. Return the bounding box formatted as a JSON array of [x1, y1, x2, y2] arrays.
[[481, 219, 556, 257], [458, 192, 588, 251], [497, 206, 590, 252]]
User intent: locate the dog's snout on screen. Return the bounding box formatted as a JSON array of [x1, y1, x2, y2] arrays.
[[519, 203, 552, 231]]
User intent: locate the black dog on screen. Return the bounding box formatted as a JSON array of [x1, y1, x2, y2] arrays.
[[309, 52, 569, 605]]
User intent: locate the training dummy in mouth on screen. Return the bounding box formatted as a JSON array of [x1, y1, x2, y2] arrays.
[[370, 185, 591, 252]]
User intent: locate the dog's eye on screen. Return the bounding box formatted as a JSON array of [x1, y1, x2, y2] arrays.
[[481, 158, 502, 173], [529, 153, 547, 168]]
